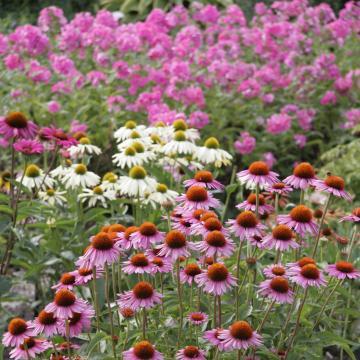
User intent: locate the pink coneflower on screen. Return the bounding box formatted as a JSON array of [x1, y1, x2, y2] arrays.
[[40, 126, 77, 149], [33, 310, 61, 337], [258, 276, 294, 304], [184, 170, 224, 190], [13, 139, 44, 155], [51, 272, 77, 291], [176, 346, 206, 360], [249, 235, 267, 249], [286, 257, 316, 275], [196, 230, 235, 258], [289, 264, 327, 288], [9, 338, 50, 360], [237, 161, 279, 188], [227, 211, 265, 241], [265, 182, 293, 195], [158, 230, 196, 261], [182, 209, 208, 225], [130, 222, 165, 249], [120, 307, 135, 319], [176, 186, 220, 210], [277, 205, 318, 237], [236, 193, 274, 215], [218, 321, 262, 351], [314, 174, 352, 201], [263, 264, 288, 278], [340, 208, 360, 223], [325, 261, 360, 280], [191, 217, 228, 237], [262, 225, 300, 251], [203, 328, 226, 351], [188, 312, 208, 325], [118, 226, 138, 250], [2, 318, 35, 347], [58, 304, 94, 337], [151, 257, 173, 274], [74, 267, 104, 285], [195, 263, 236, 296], [123, 341, 164, 360], [123, 253, 154, 274], [45, 289, 87, 319], [172, 217, 193, 236], [180, 263, 203, 285], [0, 112, 38, 140], [283, 162, 317, 189], [117, 281, 162, 310]]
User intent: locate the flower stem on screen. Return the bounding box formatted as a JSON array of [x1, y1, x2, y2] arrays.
[[347, 225, 358, 261], [92, 267, 100, 332], [176, 259, 184, 345], [235, 241, 244, 318], [105, 265, 117, 359], [142, 308, 147, 339], [65, 319, 72, 360], [221, 165, 237, 222], [255, 183, 260, 218], [275, 193, 279, 216], [340, 285, 352, 360], [257, 300, 275, 332]]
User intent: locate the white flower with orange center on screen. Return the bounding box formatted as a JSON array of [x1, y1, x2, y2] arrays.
[[194, 137, 232, 168], [162, 130, 197, 156], [19, 164, 54, 190], [38, 188, 67, 206], [78, 185, 116, 207], [61, 163, 100, 189], [68, 137, 101, 158]]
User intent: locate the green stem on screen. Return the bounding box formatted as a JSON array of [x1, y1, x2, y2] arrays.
[[92, 267, 100, 332], [347, 226, 358, 261], [340, 285, 352, 360], [257, 300, 275, 332], [221, 165, 237, 222], [105, 265, 117, 359], [65, 319, 72, 360], [255, 183, 260, 218], [176, 259, 183, 345], [142, 308, 147, 339], [235, 241, 244, 318]]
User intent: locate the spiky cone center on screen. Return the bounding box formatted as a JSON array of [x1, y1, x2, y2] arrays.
[[46, 189, 55, 196], [173, 119, 188, 131], [124, 146, 136, 156], [324, 175, 345, 190], [204, 257, 214, 265], [25, 164, 40, 178], [247, 193, 265, 205], [190, 313, 205, 322], [129, 166, 146, 180], [139, 222, 157, 236], [92, 232, 113, 250], [207, 263, 229, 282], [133, 281, 154, 299], [132, 141, 144, 153], [152, 257, 164, 267], [108, 224, 126, 233], [38, 310, 56, 325], [300, 264, 320, 279], [79, 137, 90, 145], [351, 207, 360, 217], [156, 183, 168, 193], [230, 321, 253, 340], [335, 261, 354, 273], [272, 225, 293, 241], [174, 130, 186, 141], [93, 186, 103, 195], [165, 230, 186, 249], [73, 131, 87, 141], [5, 112, 28, 128], [103, 172, 117, 183], [204, 217, 222, 231], [60, 273, 76, 285], [297, 257, 316, 268], [78, 268, 92, 276], [20, 338, 36, 350], [130, 131, 141, 139], [313, 209, 323, 218], [74, 164, 87, 175], [150, 134, 161, 144], [206, 231, 226, 247], [193, 209, 206, 220], [133, 341, 155, 359], [236, 211, 258, 228], [68, 313, 82, 326], [180, 219, 191, 228], [273, 182, 285, 190], [270, 276, 289, 293], [293, 162, 315, 179], [125, 226, 138, 240], [1, 171, 11, 182], [194, 170, 214, 183], [130, 254, 149, 267], [290, 205, 312, 223], [54, 130, 68, 140], [125, 120, 136, 129], [54, 289, 76, 307], [185, 263, 201, 277], [272, 266, 286, 276], [8, 318, 27, 335], [322, 227, 332, 236], [200, 211, 218, 222], [184, 346, 200, 357], [248, 161, 269, 176], [204, 137, 219, 149], [121, 307, 134, 318]]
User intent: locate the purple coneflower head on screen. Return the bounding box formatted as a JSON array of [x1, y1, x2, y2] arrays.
[[263, 264, 287, 278], [176, 346, 206, 360], [123, 253, 154, 275], [236, 193, 274, 215], [340, 207, 360, 223], [227, 211, 265, 241], [13, 139, 44, 155], [33, 310, 61, 337], [117, 281, 162, 311], [191, 217, 229, 237], [258, 276, 294, 304], [130, 222, 165, 250], [237, 161, 279, 188], [196, 230, 235, 258], [182, 209, 208, 226], [123, 341, 164, 360], [283, 162, 317, 189], [2, 318, 35, 347], [9, 338, 50, 360], [171, 216, 193, 236], [195, 263, 236, 296], [218, 321, 263, 351], [326, 261, 360, 280], [120, 307, 136, 320], [203, 328, 226, 351], [262, 225, 299, 251], [51, 272, 77, 292], [158, 230, 195, 261], [0, 112, 38, 140], [286, 257, 316, 275], [151, 257, 173, 274], [58, 304, 94, 337], [277, 205, 318, 237], [176, 185, 220, 210], [118, 226, 138, 250], [248, 235, 267, 249], [40, 126, 77, 149], [314, 174, 352, 201], [289, 264, 327, 288], [74, 267, 104, 285], [183, 170, 224, 190], [180, 263, 203, 285], [265, 182, 293, 195], [188, 312, 208, 326]]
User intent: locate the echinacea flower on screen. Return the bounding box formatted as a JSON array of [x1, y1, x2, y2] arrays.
[[58, 304, 94, 337], [18, 164, 54, 190], [51, 272, 77, 291], [78, 185, 116, 208], [0, 112, 38, 140], [289, 264, 327, 288], [162, 130, 196, 156], [158, 230, 196, 261], [176, 346, 206, 360], [40, 127, 77, 149], [237, 161, 278, 189], [283, 162, 317, 189], [262, 225, 300, 251], [122, 340, 164, 360], [13, 139, 44, 155], [195, 263, 236, 296], [114, 121, 146, 142], [130, 222, 165, 249], [325, 261, 360, 280], [265, 182, 293, 195], [191, 217, 228, 237], [171, 119, 200, 142], [113, 146, 144, 169], [146, 183, 178, 208], [2, 318, 35, 347], [74, 267, 104, 285], [33, 310, 61, 337], [286, 257, 316, 275], [227, 211, 265, 241], [177, 186, 220, 210], [151, 257, 173, 274], [188, 312, 208, 325], [122, 253, 154, 274], [218, 321, 262, 351], [196, 230, 235, 258], [263, 264, 287, 278], [101, 172, 121, 192], [61, 164, 100, 189], [184, 170, 224, 190], [180, 263, 202, 285], [203, 328, 226, 351], [194, 137, 232, 167], [9, 338, 50, 360], [340, 208, 360, 223], [120, 307, 135, 319], [314, 174, 352, 201], [258, 276, 294, 304], [68, 137, 101, 158], [117, 281, 162, 310], [38, 188, 67, 206], [117, 226, 138, 250], [277, 205, 318, 237], [236, 193, 274, 215]]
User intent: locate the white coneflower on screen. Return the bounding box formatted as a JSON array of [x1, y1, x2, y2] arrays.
[[78, 185, 116, 207], [38, 188, 67, 206], [68, 137, 101, 158], [114, 120, 146, 142], [118, 166, 156, 197], [112, 146, 143, 169], [19, 164, 54, 190], [129, 141, 156, 163], [162, 130, 196, 156], [171, 119, 200, 142], [144, 121, 169, 140], [146, 183, 178, 208], [194, 137, 232, 167], [116, 130, 152, 150], [101, 172, 121, 192], [50, 160, 72, 180], [61, 163, 100, 189]]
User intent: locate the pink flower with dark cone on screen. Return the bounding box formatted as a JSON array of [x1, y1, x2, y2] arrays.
[[188, 312, 208, 325], [191, 217, 229, 237], [45, 289, 87, 319], [249, 235, 266, 249], [176, 346, 206, 360], [203, 328, 226, 351], [123, 341, 164, 360], [182, 209, 208, 226], [183, 170, 224, 190], [283, 162, 317, 189], [0, 112, 38, 140], [218, 321, 262, 351], [277, 205, 318, 237], [286, 257, 317, 275], [2, 318, 35, 347], [9, 338, 50, 360], [237, 161, 279, 189], [180, 263, 203, 285], [58, 304, 94, 337], [130, 222, 165, 250], [122, 253, 154, 275], [236, 193, 274, 215], [196, 230, 235, 258], [265, 182, 293, 195], [289, 264, 327, 288], [176, 186, 220, 210], [151, 257, 173, 274], [118, 226, 138, 250], [314, 174, 352, 201], [117, 281, 162, 311], [340, 208, 360, 223], [40, 126, 77, 149], [258, 276, 294, 304], [325, 261, 360, 280], [74, 267, 104, 285], [51, 272, 77, 292], [262, 225, 300, 251], [263, 264, 288, 279], [33, 310, 61, 337], [158, 230, 196, 261], [195, 263, 236, 296], [172, 217, 193, 236], [227, 211, 265, 241], [13, 139, 44, 155]]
